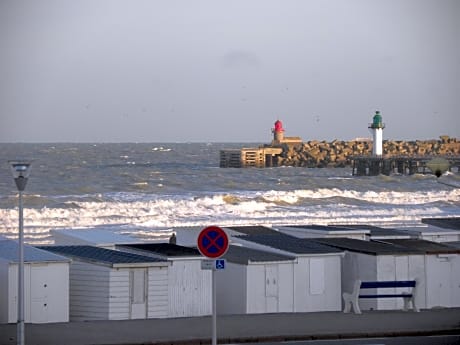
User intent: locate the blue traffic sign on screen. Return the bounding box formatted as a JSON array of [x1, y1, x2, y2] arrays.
[[215, 259, 225, 270]]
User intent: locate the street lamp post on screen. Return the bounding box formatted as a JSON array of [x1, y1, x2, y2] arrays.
[[9, 161, 32, 345]]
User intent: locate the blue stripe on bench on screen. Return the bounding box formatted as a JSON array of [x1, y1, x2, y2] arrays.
[[360, 280, 416, 289], [359, 294, 413, 299], [343, 279, 418, 313]]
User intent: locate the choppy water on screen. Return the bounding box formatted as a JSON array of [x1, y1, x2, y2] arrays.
[[1, 143, 459, 244]]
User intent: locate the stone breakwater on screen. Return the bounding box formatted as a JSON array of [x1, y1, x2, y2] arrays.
[[278, 136, 460, 168]]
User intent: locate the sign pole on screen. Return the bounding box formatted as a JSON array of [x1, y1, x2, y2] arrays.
[[212, 268, 217, 345], [197, 226, 229, 345]]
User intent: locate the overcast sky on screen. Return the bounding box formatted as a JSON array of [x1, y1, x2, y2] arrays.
[[0, 0, 459, 143]]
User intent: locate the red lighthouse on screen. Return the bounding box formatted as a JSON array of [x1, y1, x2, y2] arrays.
[[272, 120, 285, 142]]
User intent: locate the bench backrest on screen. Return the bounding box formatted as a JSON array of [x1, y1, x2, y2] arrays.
[[360, 280, 416, 289]]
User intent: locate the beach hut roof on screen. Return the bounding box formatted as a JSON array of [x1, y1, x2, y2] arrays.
[[225, 225, 279, 235], [274, 224, 370, 237], [334, 224, 414, 238], [395, 224, 460, 235], [37, 245, 168, 267], [367, 227, 414, 237], [222, 245, 295, 265], [238, 233, 343, 255], [312, 237, 422, 256], [376, 239, 460, 254], [118, 243, 201, 257], [51, 228, 140, 246], [446, 241, 460, 249], [421, 217, 460, 230], [0, 239, 69, 263], [286, 224, 361, 232]]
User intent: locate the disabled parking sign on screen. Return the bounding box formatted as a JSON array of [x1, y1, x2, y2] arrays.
[[215, 259, 225, 270]]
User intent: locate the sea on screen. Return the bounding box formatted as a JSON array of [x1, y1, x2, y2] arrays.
[[1, 142, 459, 245]]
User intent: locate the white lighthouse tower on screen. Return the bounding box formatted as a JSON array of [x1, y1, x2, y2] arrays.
[[369, 110, 385, 156]]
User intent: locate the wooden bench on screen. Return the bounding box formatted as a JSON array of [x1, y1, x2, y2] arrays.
[[343, 279, 419, 314]]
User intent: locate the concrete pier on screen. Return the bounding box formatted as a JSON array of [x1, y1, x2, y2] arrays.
[[351, 155, 460, 176]]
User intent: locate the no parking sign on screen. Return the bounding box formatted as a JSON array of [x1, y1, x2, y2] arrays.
[[197, 226, 229, 259]]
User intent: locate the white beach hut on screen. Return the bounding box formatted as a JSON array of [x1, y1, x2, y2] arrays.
[[37, 245, 170, 321], [216, 245, 296, 314], [314, 237, 460, 310], [313, 237, 425, 312], [231, 232, 344, 312], [116, 243, 212, 317], [380, 239, 460, 309], [173, 226, 206, 247], [0, 238, 70, 324]]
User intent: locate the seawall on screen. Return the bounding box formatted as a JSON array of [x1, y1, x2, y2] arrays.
[[278, 136, 460, 168]]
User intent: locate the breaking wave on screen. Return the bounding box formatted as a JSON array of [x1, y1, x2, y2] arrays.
[[1, 188, 458, 244]]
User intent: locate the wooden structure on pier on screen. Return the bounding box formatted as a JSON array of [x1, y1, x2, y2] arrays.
[[351, 155, 460, 176], [220, 119, 300, 168], [220, 147, 283, 168]]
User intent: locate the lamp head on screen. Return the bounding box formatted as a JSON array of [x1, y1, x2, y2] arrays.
[[9, 160, 33, 191], [426, 157, 450, 178]]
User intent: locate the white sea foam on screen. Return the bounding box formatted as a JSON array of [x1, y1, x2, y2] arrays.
[[240, 188, 460, 205], [1, 188, 458, 244], [2, 143, 458, 245], [152, 146, 171, 152]]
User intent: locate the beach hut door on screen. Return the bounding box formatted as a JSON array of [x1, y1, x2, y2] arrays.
[[265, 265, 279, 312], [130, 268, 147, 319], [29, 265, 49, 323]]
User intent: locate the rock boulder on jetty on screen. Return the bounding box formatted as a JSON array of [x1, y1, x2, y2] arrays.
[[277, 136, 460, 168]]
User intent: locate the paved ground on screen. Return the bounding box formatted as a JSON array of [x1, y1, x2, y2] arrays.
[[1, 308, 460, 345]]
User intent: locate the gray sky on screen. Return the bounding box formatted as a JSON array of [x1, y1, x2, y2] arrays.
[[1, 0, 459, 143]]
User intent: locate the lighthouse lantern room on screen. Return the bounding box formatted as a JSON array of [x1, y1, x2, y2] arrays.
[[273, 120, 285, 143]]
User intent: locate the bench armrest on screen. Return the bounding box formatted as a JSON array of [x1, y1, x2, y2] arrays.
[[342, 279, 362, 314]]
